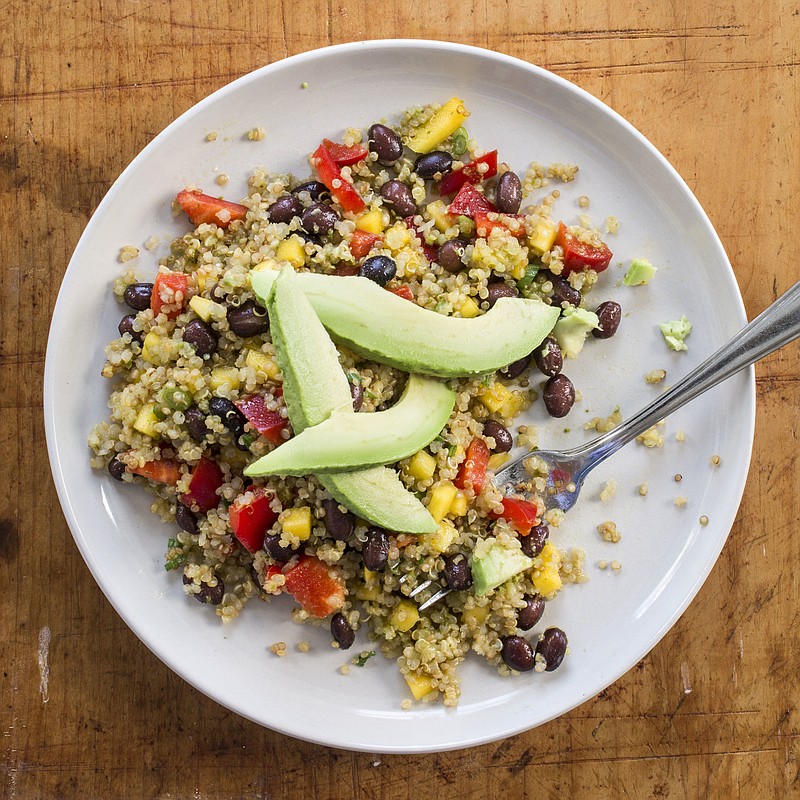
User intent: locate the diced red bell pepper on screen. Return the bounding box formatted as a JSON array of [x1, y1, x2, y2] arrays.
[[555, 221, 613, 274], [282, 555, 346, 618], [234, 394, 288, 445], [473, 211, 527, 240], [180, 457, 224, 513], [321, 138, 369, 167], [388, 285, 414, 302], [454, 438, 491, 493], [349, 229, 382, 259], [403, 216, 440, 264], [311, 144, 366, 213], [151, 272, 189, 319], [175, 189, 248, 229], [127, 457, 182, 485], [333, 263, 361, 277], [229, 486, 280, 554], [447, 183, 496, 218], [490, 497, 542, 536], [439, 150, 498, 196]]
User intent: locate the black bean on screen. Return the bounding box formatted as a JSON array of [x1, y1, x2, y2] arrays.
[[438, 239, 467, 273], [414, 150, 453, 179], [267, 195, 303, 224], [184, 407, 207, 442], [208, 397, 247, 439], [295, 230, 322, 247], [175, 503, 198, 534], [264, 534, 294, 563], [301, 203, 339, 235], [331, 612, 356, 650], [501, 635, 535, 672], [227, 299, 269, 338], [482, 419, 513, 453], [533, 336, 563, 377], [592, 301, 622, 339], [107, 455, 126, 481], [517, 595, 545, 631], [380, 180, 416, 217], [291, 180, 330, 202], [545, 272, 581, 308], [322, 499, 354, 542], [486, 282, 518, 308], [499, 355, 531, 380], [350, 382, 363, 412], [520, 523, 549, 558], [362, 528, 389, 572], [442, 553, 473, 591], [368, 123, 403, 166], [118, 314, 143, 343], [123, 282, 154, 311], [183, 572, 225, 606], [182, 318, 218, 357], [535, 627, 568, 671], [542, 374, 575, 418], [358, 255, 396, 286], [496, 172, 522, 214]]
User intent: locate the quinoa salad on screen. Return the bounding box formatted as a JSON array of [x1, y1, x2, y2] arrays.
[[88, 98, 626, 707]]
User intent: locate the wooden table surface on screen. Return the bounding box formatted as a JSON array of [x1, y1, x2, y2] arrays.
[[4, 1, 799, 797]]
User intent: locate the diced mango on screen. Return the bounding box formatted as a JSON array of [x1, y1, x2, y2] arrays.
[[404, 671, 436, 700], [478, 383, 512, 414], [532, 542, 563, 597], [390, 599, 420, 632], [510, 261, 527, 280], [356, 583, 380, 601], [133, 404, 160, 438], [276, 236, 306, 268], [499, 391, 525, 420], [189, 295, 226, 322], [356, 209, 384, 234], [426, 200, 455, 233], [428, 481, 458, 524], [209, 366, 240, 393], [449, 490, 468, 517], [458, 296, 480, 318], [426, 519, 458, 554], [407, 97, 469, 154], [528, 218, 558, 255], [245, 349, 281, 380], [385, 222, 412, 253], [141, 331, 172, 365], [462, 604, 490, 626], [408, 450, 437, 482], [282, 506, 312, 541], [251, 257, 280, 273], [363, 565, 378, 584], [487, 453, 510, 471]]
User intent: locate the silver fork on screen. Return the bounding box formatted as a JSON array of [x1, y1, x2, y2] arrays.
[[412, 279, 800, 610]]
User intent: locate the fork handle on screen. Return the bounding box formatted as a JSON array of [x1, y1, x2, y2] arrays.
[[566, 278, 800, 475]]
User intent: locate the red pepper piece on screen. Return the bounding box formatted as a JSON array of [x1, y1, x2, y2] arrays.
[[321, 138, 369, 167], [234, 395, 288, 445], [150, 272, 189, 319], [439, 150, 498, 196], [127, 457, 182, 485], [333, 263, 361, 277], [175, 189, 248, 229], [490, 497, 543, 536], [454, 438, 491, 492], [180, 458, 224, 513], [473, 211, 527, 240], [229, 487, 279, 553], [403, 216, 440, 263], [447, 183, 496, 218], [283, 555, 346, 618], [311, 144, 366, 213], [555, 221, 613, 274], [349, 229, 382, 259], [388, 285, 414, 302]]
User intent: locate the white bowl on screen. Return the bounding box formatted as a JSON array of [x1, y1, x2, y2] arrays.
[[44, 40, 754, 753]]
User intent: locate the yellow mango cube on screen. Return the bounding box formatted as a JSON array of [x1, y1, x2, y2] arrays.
[[356, 209, 384, 234], [428, 482, 458, 524], [408, 450, 437, 482], [356, 584, 380, 601], [462, 604, 490, 626], [532, 542, 563, 597], [141, 331, 171, 366], [390, 599, 420, 632], [209, 366, 240, 393], [499, 391, 526, 420], [487, 453, 510, 471], [426, 519, 458, 554], [458, 296, 480, 319], [276, 236, 306, 268], [189, 295, 226, 322], [282, 506, 312, 541], [478, 383, 512, 414], [510, 261, 527, 280], [449, 491, 468, 517], [426, 200, 455, 233], [404, 671, 436, 700], [251, 257, 280, 273], [407, 97, 469, 154], [133, 404, 160, 438], [245, 350, 280, 380], [528, 218, 558, 255]]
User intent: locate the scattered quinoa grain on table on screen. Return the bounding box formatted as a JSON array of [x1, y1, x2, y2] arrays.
[[206, 131, 218, 142], [599, 480, 617, 502], [710, 455, 721, 466], [118, 245, 139, 262], [674, 496, 687, 507], [597, 521, 620, 543], [247, 126, 266, 141], [645, 369, 666, 384], [699, 515, 709, 526], [639, 482, 649, 496]]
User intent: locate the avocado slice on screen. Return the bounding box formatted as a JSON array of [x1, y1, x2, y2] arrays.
[[551, 307, 600, 359], [245, 374, 455, 476], [265, 268, 437, 533], [623, 257, 657, 286], [471, 538, 534, 596], [250, 271, 560, 378]]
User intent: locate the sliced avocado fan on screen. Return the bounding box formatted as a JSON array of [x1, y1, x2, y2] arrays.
[[251, 270, 560, 378], [265, 267, 437, 534]]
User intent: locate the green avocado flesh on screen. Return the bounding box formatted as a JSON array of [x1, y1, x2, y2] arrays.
[[245, 374, 455, 476], [251, 271, 560, 378], [263, 268, 437, 534], [471, 539, 534, 596]]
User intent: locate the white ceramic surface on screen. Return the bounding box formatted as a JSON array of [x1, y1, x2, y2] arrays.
[[44, 40, 754, 753]]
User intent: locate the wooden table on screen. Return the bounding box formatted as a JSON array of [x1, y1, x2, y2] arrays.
[[4, 2, 799, 797]]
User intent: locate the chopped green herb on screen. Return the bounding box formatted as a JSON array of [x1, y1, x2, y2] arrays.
[[167, 537, 180, 548], [164, 554, 187, 571], [354, 650, 376, 667], [159, 385, 193, 411], [457, 215, 475, 236], [239, 433, 255, 449], [516, 263, 540, 292], [346, 371, 362, 385], [447, 444, 458, 458], [451, 126, 469, 156], [364, 390, 378, 399], [152, 405, 169, 421], [481, 375, 493, 387]]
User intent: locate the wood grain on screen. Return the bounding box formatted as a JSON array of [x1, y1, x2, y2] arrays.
[[2, 1, 799, 797]]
